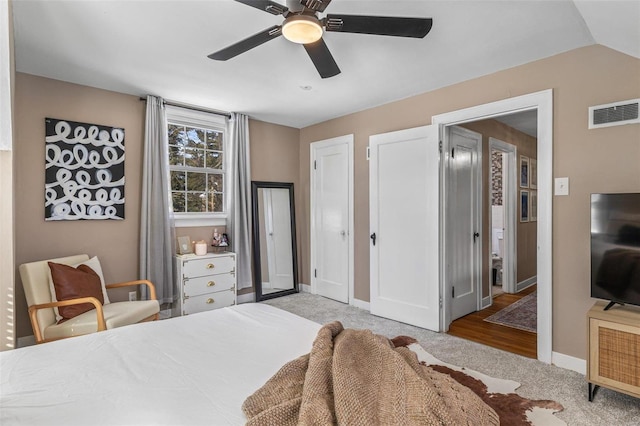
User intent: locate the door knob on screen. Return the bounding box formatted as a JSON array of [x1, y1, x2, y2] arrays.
[[370, 232, 377, 246], [341, 230, 346, 237], [473, 232, 480, 242]]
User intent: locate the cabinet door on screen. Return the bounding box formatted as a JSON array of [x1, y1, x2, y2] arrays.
[[589, 318, 640, 397]]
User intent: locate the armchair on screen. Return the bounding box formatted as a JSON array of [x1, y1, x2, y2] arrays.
[[20, 254, 160, 344]]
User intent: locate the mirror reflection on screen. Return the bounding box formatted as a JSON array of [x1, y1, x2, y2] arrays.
[[252, 182, 298, 301]]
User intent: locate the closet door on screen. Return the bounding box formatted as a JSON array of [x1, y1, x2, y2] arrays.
[[369, 125, 440, 331]]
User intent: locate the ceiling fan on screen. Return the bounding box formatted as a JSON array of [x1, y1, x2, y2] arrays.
[[208, 0, 433, 79]]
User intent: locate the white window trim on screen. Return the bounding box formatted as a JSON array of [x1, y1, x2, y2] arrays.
[[166, 105, 229, 228]]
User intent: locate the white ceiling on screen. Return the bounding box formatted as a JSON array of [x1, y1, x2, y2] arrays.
[[11, 0, 640, 129]]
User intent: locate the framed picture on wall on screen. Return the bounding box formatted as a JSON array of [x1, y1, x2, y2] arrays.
[[531, 190, 537, 222], [530, 158, 537, 189], [520, 155, 529, 188], [520, 190, 529, 222]]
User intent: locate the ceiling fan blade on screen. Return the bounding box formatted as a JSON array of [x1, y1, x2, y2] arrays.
[[234, 0, 288, 16], [325, 14, 433, 38], [208, 26, 282, 61], [303, 38, 340, 79], [299, 0, 332, 13]]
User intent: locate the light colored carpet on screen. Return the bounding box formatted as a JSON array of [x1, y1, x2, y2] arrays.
[[263, 293, 640, 426]]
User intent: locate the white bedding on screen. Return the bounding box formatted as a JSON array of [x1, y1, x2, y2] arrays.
[[0, 303, 321, 425]]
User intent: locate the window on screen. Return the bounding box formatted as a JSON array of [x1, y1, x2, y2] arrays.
[[166, 106, 228, 227]]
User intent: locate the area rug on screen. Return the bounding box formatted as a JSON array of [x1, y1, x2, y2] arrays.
[[392, 337, 565, 426], [484, 291, 537, 332]]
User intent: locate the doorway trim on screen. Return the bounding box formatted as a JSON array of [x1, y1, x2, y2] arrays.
[[488, 137, 517, 296], [310, 134, 355, 304], [433, 89, 553, 364]]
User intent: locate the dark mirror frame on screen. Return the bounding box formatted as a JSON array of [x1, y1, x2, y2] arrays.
[[251, 181, 299, 301]]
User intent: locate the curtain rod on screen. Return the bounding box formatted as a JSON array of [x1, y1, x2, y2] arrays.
[[139, 96, 232, 118]]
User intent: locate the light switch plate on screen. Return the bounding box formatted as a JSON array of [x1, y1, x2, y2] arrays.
[[555, 177, 569, 196]]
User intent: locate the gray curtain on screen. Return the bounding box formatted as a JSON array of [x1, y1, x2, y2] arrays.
[[140, 95, 175, 304], [228, 113, 252, 290]]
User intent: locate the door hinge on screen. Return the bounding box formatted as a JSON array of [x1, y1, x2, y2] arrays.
[[439, 140, 442, 153], [439, 296, 443, 308], [366, 146, 370, 160], [452, 286, 455, 298], [314, 160, 317, 170], [314, 269, 317, 278]]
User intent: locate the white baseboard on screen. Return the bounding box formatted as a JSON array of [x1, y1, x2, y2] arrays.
[[18, 335, 36, 348], [299, 283, 311, 293], [237, 292, 255, 304], [352, 298, 370, 311], [481, 295, 492, 309], [516, 275, 537, 293], [552, 351, 586, 375]]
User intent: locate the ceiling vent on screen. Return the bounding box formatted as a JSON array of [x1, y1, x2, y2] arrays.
[[588, 99, 639, 129]]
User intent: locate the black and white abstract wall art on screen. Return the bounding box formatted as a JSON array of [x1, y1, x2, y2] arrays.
[[45, 118, 125, 220]]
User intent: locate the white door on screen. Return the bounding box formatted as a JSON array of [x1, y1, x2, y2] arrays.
[[311, 136, 353, 303], [369, 125, 440, 331], [264, 189, 294, 290], [447, 126, 482, 321]]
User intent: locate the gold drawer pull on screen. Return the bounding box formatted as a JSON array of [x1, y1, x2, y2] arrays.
[[206, 298, 214, 304], [207, 281, 215, 287], [206, 263, 214, 269]]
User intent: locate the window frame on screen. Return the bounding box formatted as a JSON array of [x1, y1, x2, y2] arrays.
[[165, 105, 228, 228]]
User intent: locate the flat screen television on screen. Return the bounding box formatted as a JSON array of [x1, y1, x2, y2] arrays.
[[591, 192, 640, 309]]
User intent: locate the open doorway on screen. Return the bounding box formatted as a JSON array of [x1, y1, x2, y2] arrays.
[[446, 111, 539, 358], [433, 89, 552, 363]]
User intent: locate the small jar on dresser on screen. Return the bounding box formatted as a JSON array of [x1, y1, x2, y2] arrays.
[[174, 252, 236, 316]]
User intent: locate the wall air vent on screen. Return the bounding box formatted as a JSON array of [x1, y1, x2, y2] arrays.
[[588, 99, 639, 129]]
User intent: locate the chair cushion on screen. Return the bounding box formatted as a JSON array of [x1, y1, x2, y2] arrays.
[[48, 262, 104, 322], [48, 256, 111, 322], [43, 300, 160, 340]]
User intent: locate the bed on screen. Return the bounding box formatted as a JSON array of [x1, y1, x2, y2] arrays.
[[2, 303, 565, 425], [1, 303, 321, 425]]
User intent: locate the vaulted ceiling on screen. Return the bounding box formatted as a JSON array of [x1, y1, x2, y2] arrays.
[[11, 0, 640, 129]]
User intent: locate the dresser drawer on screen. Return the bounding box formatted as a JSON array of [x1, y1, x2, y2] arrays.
[[183, 273, 235, 298], [183, 255, 235, 278], [183, 290, 235, 315]]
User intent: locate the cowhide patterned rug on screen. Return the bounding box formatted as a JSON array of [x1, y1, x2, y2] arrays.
[[393, 336, 565, 426]]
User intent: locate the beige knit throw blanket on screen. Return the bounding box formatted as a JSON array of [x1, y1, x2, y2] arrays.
[[242, 322, 499, 425]]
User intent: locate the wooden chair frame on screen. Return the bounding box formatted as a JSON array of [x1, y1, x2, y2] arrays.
[[28, 279, 159, 344]]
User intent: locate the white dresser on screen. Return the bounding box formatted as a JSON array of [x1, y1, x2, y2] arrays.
[[174, 252, 237, 316]]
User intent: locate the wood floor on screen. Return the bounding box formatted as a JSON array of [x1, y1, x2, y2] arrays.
[[447, 285, 537, 359]]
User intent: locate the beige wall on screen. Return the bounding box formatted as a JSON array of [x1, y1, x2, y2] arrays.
[[0, 0, 16, 351], [14, 73, 146, 338], [13, 75, 300, 337], [299, 45, 640, 359], [462, 118, 538, 293]]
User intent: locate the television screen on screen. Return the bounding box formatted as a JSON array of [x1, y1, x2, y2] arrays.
[[591, 193, 640, 307]]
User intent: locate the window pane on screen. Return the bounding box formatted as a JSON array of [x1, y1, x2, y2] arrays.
[[169, 145, 184, 166], [185, 148, 205, 168], [207, 174, 223, 192], [187, 172, 206, 191], [187, 192, 207, 212], [168, 124, 187, 146], [186, 128, 205, 148], [206, 130, 223, 150], [206, 151, 223, 169], [172, 192, 186, 213], [208, 192, 223, 213], [171, 171, 186, 191]]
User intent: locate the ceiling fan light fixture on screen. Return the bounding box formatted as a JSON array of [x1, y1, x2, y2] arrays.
[[282, 15, 323, 44]]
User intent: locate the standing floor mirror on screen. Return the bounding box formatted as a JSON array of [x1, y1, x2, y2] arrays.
[[251, 181, 298, 301]]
